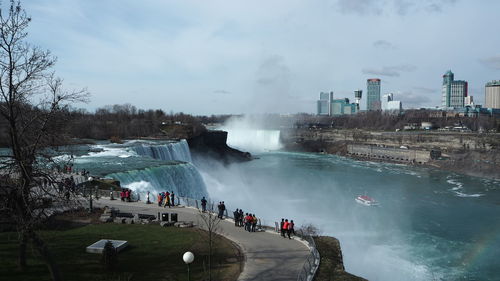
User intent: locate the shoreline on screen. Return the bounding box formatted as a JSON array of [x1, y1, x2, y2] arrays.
[[280, 128, 500, 181]]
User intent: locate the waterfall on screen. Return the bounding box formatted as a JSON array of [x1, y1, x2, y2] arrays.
[[131, 139, 192, 162], [222, 128, 283, 152], [107, 162, 208, 201]]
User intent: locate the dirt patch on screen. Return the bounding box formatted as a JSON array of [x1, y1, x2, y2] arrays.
[[41, 208, 103, 230]]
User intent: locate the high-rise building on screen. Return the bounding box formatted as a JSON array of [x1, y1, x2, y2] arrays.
[[317, 91, 333, 115], [381, 93, 393, 110], [367, 79, 381, 110], [381, 93, 402, 112], [331, 98, 357, 115], [441, 70, 468, 108], [316, 92, 358, 115], [485, 80, 500, 109]]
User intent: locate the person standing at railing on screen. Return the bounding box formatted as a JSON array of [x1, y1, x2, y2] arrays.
[[238, 209, 243, 226], [164, 191, 171, 208], [283, 219, 290, 239], [287, 220, 295, 239], [233, 209, 240, 226], [245, 213, 252, 232], [251, 214, 257, 232], [201, 196, 207, 212], [171, 191, 175, 207], [157, 193, 162, 206], [221, 201, 226, 219]]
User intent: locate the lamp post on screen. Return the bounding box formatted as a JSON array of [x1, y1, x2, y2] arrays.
[[87, 176, 93, 213], [183, 251, 194, 281]]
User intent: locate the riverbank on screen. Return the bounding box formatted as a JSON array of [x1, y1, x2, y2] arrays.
[[281, 128, 500, 180]]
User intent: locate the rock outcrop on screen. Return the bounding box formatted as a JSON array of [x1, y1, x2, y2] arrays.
[[187, 130, 251, 164], [314, 236, 367, 281]]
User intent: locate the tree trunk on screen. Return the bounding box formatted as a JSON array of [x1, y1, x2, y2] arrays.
[[31, 232, 62, 281], [209, 231, 212, 281], [18, 231, 27, 270]]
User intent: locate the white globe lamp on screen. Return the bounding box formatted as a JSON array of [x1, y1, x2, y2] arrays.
[[183, 251, 194, 264], [183, 251, 195, 281]]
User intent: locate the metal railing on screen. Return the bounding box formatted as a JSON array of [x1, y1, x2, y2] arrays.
[[178, 196, 264, 230], [295, 230, 321, 281]]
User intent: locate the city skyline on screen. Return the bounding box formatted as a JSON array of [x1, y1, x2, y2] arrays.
[[23, 0, 500, 114]]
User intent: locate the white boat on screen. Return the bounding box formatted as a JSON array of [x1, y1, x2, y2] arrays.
[[355, 195, 379, 206]]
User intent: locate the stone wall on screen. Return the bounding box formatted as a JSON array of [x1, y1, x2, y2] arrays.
[[347, 144, 431, 163], [281, 129, 500, 152]]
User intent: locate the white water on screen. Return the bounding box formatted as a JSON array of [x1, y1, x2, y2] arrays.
[[220, 115, 283, 152], [131, 139, 192, 162], [222, 128, 282, 152]]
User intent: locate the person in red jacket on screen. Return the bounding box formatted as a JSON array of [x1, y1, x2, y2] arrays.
[[282, 219, 289, 239], [157, 193, 162, 206]]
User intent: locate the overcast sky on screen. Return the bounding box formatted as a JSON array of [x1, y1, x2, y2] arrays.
[[22, 0, 500, 115]]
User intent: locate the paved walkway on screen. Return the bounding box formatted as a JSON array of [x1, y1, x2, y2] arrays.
[[94, 198, 310, 281]]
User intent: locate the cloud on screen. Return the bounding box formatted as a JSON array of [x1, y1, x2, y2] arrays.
[[338, 0, 459, 15], [337, 0, 382, 15], [213, 89, 231, 95], [373, 40, 395, 49], [398, 91, 433, 108], [394, 0, 415, 15], [362, 64, 417, 77], [425, 0, 459, 13], [412, 86, 436, 94], [479, 56, 500, 70]]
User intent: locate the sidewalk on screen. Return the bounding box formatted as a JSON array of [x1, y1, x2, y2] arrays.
[[94, 198, 310, 281]]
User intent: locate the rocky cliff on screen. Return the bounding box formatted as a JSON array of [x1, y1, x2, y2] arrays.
[[314, 236, 367, 281], [187, 130, 251, 164], [281, 128, 500, 180]]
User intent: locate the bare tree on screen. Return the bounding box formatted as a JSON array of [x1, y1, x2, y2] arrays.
[[0, 1, 88, 280], [197, 201, 222, 281]]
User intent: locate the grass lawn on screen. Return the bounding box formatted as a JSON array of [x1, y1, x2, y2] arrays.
[[0, 223, 242, 281]]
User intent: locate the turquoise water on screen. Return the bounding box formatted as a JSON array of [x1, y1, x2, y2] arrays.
[[196, 151, 500, 281], [23, 137, 499, 281]]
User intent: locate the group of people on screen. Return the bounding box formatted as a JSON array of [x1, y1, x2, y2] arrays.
[[280, 218, 295, 239], [217, 201, 226, 219], [233, 209, 259, 232], [120, 188, 133, 202], [157, 191, 176, 208]]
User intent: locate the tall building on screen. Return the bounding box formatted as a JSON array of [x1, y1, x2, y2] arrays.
[[381, 93, 393, 110], [331, 98, 357, 115], [317, 91, 333, 115], [485, 80, 500, 109], [316, 92, 358, 115], [381, 93, 402, 112], [441, 70, 468, 108], [367, 79, 381, 110]]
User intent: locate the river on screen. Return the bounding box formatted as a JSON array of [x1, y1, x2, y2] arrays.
[[58, 132, 500, 281]]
